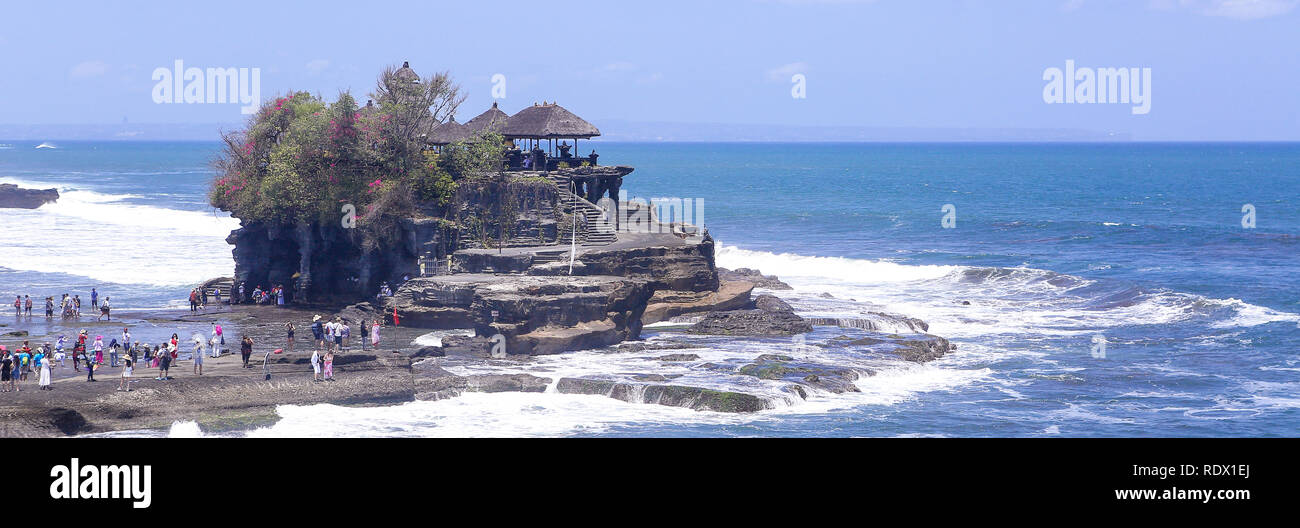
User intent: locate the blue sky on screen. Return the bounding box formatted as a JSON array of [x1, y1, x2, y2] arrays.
[[0, 0, 1297, 140]]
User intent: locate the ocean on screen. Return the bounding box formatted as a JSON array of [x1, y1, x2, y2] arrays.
[[3, 140, 1298, 437]]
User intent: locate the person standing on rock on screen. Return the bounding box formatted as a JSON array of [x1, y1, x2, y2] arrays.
[[370, 320, 382, 350], [285, 322, 295, 354], [44, 297, 53, 317], [311, 348, 322, 382], [157, 349, 171, 380], [88, 336, 104, 381], [211, 323, 224, 357], [31, 345, 44, 382], [238, 282, 245, 304], [311, 315, 324, 352], [323, 350, 334, 381], [18, 342, 31, 381], [37, 350, 51, 390], [72, 332, 84, 371], [322, 318, 336, 353], [7, 349, 19, 392], [240, 335, 253, 368], [1, 350, 11, 392], [118, 356, 133, 391], [98, 297, 111, 321], [12, 296, 20, 316], [24, 295, 32, 316], [192, 334, 205, 376], [90, 288, 98, 310], [340, 320, 350, 353], [358, 319, 368, 350]]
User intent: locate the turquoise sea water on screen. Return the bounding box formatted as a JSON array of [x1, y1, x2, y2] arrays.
[[3, 140, 1298, 437]]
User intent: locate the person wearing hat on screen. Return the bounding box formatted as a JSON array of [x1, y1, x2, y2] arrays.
[[191, 334, 205, 375], [87, 335, 104, 381], [37, 348, 52, 390], [332, 317, 345, 353], [73, 330, 87, 372], [210, 323, 224, 358], [157, 347, 172, 380], [118, 354, 134, 391], [311, 315, 324, 352]]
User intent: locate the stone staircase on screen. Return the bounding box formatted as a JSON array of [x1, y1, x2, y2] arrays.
[[531, 249, 569, 265], [546, 173, 616, 246], [199, 277, 235, 303]]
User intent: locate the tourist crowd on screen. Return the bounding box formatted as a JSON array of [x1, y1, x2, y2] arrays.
[[12, 288, 112, 321], [1, 312, 386, 392]]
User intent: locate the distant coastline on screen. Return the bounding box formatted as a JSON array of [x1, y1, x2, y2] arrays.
[[0, 121, 1134, 143]]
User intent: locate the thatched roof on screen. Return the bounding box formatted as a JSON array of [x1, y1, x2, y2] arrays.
[[427, 118, 469, 145], [394, 61, 419, 84], [503, 102, 601, 139], [463, 101, 509, 134]]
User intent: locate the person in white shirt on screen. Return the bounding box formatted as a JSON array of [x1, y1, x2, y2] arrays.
[[310, 349, 322, 382]]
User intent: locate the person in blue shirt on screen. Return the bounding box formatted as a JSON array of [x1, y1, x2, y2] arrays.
[[32, 347, 45, 374]]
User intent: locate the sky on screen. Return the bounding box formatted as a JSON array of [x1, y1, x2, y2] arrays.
[[0, 0, 1297, 140]]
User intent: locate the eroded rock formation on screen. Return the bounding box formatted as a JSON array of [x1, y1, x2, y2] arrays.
[[0, 183, 58, 209]]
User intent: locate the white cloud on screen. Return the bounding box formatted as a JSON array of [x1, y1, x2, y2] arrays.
[[305, 59, 330, 75], [1061, 0, 1087, 11], [765, 62, 808, 82], [69, 60, 109, 79], [760, 0, 879, 4], [1150, 0, 1298, 19], [636, 72, 664, 84], [603, 61, 638, 72]]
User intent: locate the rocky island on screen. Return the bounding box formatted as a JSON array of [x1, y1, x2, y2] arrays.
[[0, 183, 59, 209], [1, 62, 956, 436]]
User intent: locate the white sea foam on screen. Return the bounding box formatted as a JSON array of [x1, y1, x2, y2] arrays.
[[244, 392, 751, 438], [412, 329, 475, 347], [167, 420, 205, 437], [0, 177, 238, 286], [716, 245, 1299, 338]]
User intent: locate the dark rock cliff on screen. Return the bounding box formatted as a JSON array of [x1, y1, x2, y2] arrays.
[[0, 183, 58, 209], [227, 217, 457, 303]]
